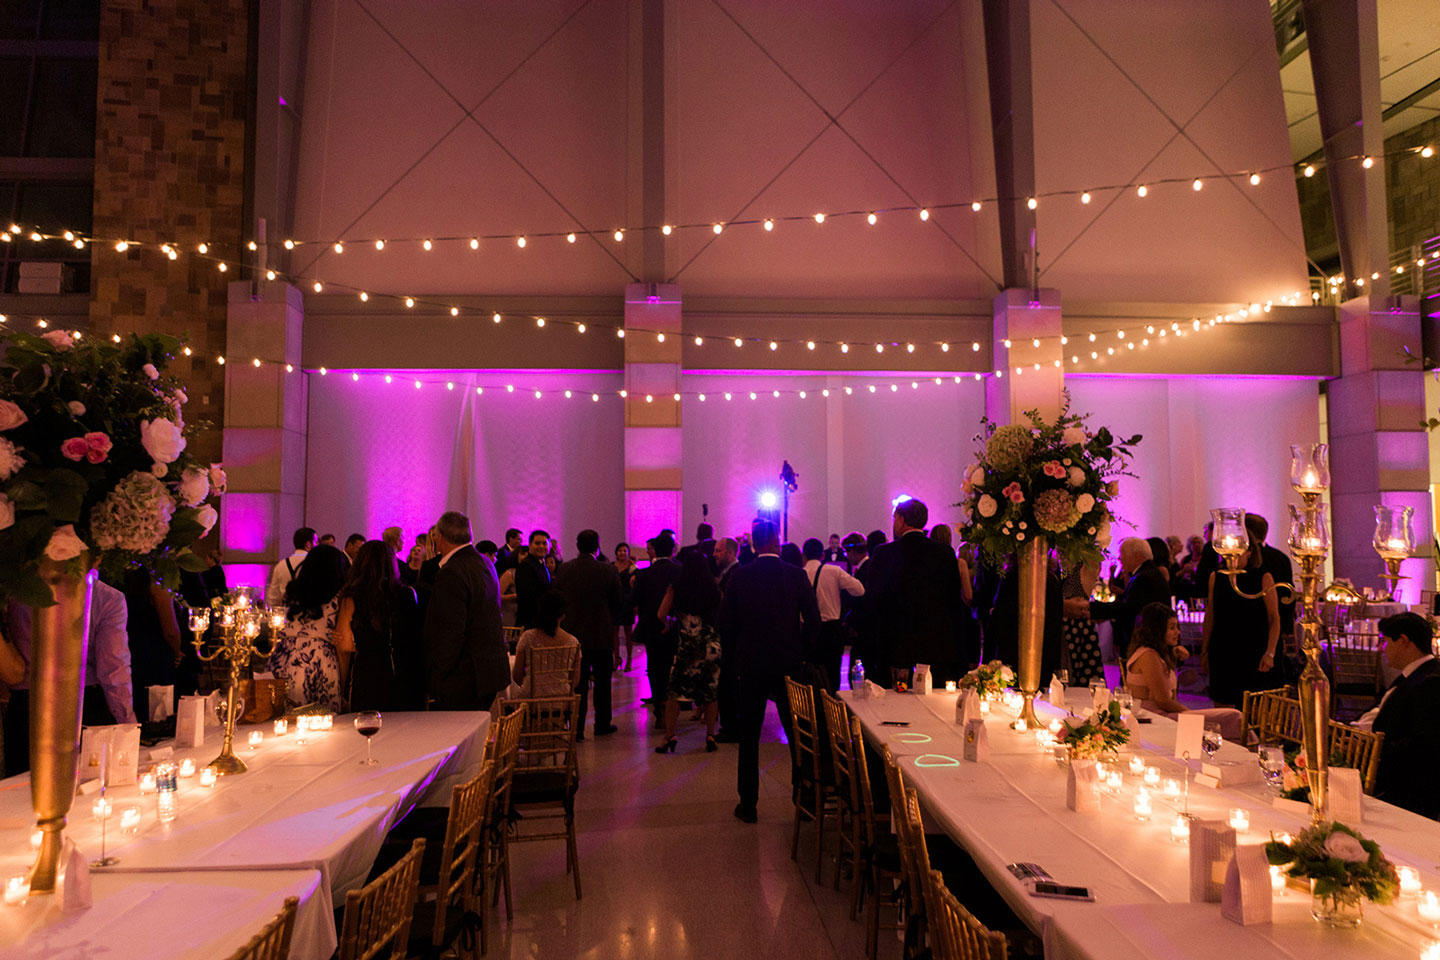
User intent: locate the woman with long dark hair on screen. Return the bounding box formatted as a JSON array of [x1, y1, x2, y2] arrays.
[[614, 542, 638, 671], [1201, 516, 1280, 708], [655, 551, 724, 753], [269, 543, 350, 711], [1128, 601, 1242, 738], [334, 540, 422, 711]]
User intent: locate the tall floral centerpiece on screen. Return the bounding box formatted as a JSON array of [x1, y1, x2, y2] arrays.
[[957, 396, 1139, 726], [0, 327, 222, 893]]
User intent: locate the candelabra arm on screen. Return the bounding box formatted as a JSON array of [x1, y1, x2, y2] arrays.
[[1218, 568, 1295, 603]]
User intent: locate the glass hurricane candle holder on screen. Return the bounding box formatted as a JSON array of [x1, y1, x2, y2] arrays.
[[1400, 867, 1422, 899], [1133, 789, 1152, 822], [1287, 502, 1329, 559], [1143, 766, 1160, 787], [1128, 756, 1146, 776], [120, 807, 141, 834], [1372, 505, 1415, 560], [1210, 507, 1249, 561], [273, 718, 288, 736], [178, 758, 196, 778], [199, 766, 217, 788], [1228, 808, 1250, 833], [137, 771, 156, 795], [1170, 815, 1190, 843], [944, 680, 957, 693], [248, 731, 263, 751], [1162, 778, 1181, 797], [1290, 443, 1330, 495], [1419, 890, 1440, 923], [91, 797, 112, 822], [1270, 865, 1286, 897]]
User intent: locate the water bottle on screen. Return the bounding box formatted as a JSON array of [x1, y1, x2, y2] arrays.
[[849, 659, 866, 692]]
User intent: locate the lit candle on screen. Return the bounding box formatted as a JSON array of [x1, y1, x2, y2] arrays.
[[979, 700, 991, 714], [1104, 770, 1123, 793], [1170, 814, 1190, 843], [137, 771, 157, 795], [1133, 788, 1152, 822], [1048, 719, 1063, 735], [322, 715, 333, 730], [199, 766, 217, 787], [1275, 831, 1293, 846], [1423, 940, 1440, 960], [1014, 719, 1028, 733], [29, 828, 42, 850], [178, 758, 196, 778], [248, 730, 263, 750], [1143, 766, 1160, 787], [1270, 865, 1285, 897], [1419, 890, 1440, 923], [269, 612, 285, 630], [4, 876, 29, 906], [1228, 808, 1250, 833], [1400, 867, 1423, 899], [1162, 778, 1181, 797], [120, 807, 141, 833], [944, 681, 957, 693], [1129, 756, 1146, 776], [273, 718, 288, 736], [92, 797, 112, 821], [1300, 469, 1319, 492], [1034, 729, 1052, 748]]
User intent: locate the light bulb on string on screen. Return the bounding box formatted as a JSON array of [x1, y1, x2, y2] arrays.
[[941, 342, 950, 352], [1192, 179, 1203, 191], [919, 208, 929, 221], [734, 337, 742, 347], [972, 201, 982, 212], [537, 317, 546, 327], [566, 233, 576, 243], [1303, 164, 1315, 177], [907, 343, 915, 353], [1422, 146, 1434, 159], [313, 280, 322, 292], [712, 223, 723, 234], [115, 240, 129, 251], [493, 313, 502, 323], [1026, 198, 1036, 210], [404, 297, 414, 308], [1249, 173, 1261, 186], [247, 240, 257, 251], [578, 323, 586, 333], [470, 238, 479, 249], [516, 236, 526, 248], [1136, 185, 1148, 197], [972, 341, 980, 351], [1032, 338, 1040, 347], [762, 219, 774, 232], [196, 242, 207, 253], [867, 213, 877, 225], [814, 213, 826, 223], [422, 239, 433, 251], [841, 343, 849, 353], [694, 335, 702, 345], [375, 239, 385, 250], [1003, 339, 1012, 348], [333, 242, 343, 254], [1362, 156, 1374, 169], [1080, 191, 1092, 204], [359, 291, 368, 302], [656, 332, 664, 342], [450, 306, 459, 317], [769, 341, 777, 351], [284, 239, 295, 249], [662, 224, 673, 236], [217, 263, 227, 272], [266, 270, 276, 280], [613, 230, 624, 242], [806, 340, 815, 350]]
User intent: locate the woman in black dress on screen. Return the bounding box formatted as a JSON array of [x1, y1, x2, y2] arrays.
[[334, 541, 422, 711], [614, 542, 638, 671], [1201, 520, 1280, 708], [655, 552, 723, 753]]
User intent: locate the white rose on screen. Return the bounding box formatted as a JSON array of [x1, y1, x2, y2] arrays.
[[142, 363, 159, 380], [195, 504, 218, 537], [176, 467, 209, 507], [151, 462, 169, 478], [1076, 493, 1095, 514], [41, 330, 73, 352], [140, 417, 186, 464], [970, 467, 985, 488], [172, 388, 188, 405], [0, 492, 13, 531], [1062, 426, 1087, 446], [1068, 466, 1086, 488], [67, 401, 85, 416], [45, 524, 86, 561], [0, 436, 24, 481], [977, 495, 998, 518], [1097, 520, 1113, 548], [1323, 832, 1369, 863], [0, 398, 27, 431]]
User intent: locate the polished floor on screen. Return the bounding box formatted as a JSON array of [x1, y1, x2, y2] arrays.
[[491, 646, 878, 959]]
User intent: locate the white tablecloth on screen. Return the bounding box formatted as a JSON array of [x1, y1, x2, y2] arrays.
[[843, 688, 1440, 960], [0, 710, 489, 960]]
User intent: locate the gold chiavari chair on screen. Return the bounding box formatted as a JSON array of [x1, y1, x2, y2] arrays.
[[924, 870, 1009, 960], [501, 625, 524, 653], [1240, 688, 1302, 748], [481, 703, 526, 929], [521, 643, 581, 698], [1328, 721, 1385, 795], [223, 896, 298, 960], [819, 689, 862, 896], [784, 676, 838, 884], [499, 694, 583, 901], [338, 839, 425, 960], [855, 721, 903, 959], [408, 761, 492, 960], [883, 749, 929, 958]]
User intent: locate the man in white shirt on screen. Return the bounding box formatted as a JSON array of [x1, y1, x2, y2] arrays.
[[802, 537, 864, 692], [266, 526, 316, 606], [1355, 611, 1439, 818]]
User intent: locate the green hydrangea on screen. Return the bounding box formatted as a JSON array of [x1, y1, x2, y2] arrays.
[[986, 424, 1033, 473]]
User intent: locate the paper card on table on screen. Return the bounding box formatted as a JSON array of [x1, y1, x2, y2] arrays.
[[1091, 686, 1111, 712], [76, 777, 102, 796], [1329, 767, 1363, 822], [1221, 844, 1273, 926], [175, 696, 207, 748], [78, 725, 139, 786], [1189, 820, 1237, 902], [1067, 759, 1100, 813], [956, 689, 982, 725], [147, 745, 174, 761], [913, 664, 932, 694], [1200, 760, 1261, 787], [865, 680, 886, 700], [1194, 773, 1220, 790], [963, 719, 990, 762], [1175, 712, 1205, 759], [146, 684, 174, 721], [58, 838, 92, 913], [1049, 677, 1067, 709]]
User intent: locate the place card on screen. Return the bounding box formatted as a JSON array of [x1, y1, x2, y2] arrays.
[[1221, 844, 1273, 926], [956, 689, 982, 725], [913, 664, 933, 694], [963, 719, 990, 762], [1092, 685, 1111, 712], [1175, 712, 1204, 759], [81, 727, 139, 786], [58, 839, 92, 913], [1199, 760, 1261, 787], [147, 745, 174, 762], [175, 696, 208, 748], [864, 681, 886, 700], [1067, 759, 1100, 813], [1049, 677, 1066, 709], [1189, 820, 1237, 903], [1329, 767, 1363, 822], [146, 685, 174, 722]]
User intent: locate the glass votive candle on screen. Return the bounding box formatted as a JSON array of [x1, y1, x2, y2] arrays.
[[1128, 756, 1146, 776], [1133, 788, 1152, 822], [1423, 940, 1440, 960], [1143, 766, 1160, 787], [248, 730, 263, 750], [944, 680, 957, 693], [1104, 770, 1123, 793], [120, 807, 141, 834], [199, 766, 218, 788], [156, 788, 176, 824], [1228, 808, 1250, 833], [1162, 778, 1181, 797], [1400, 867, 1422, 899], [1014, 719, 1028, 733], [1275, 831, 1293, 846], [273, 718, 288, 736], [1418, 889, 1440, 923], [979, 700, 991, 714], [4, 876, 29, 906], [1270, 865, 1286, 897], [1034, 729, 1052, 748], [1170, 814, 1190, 843], [322, 715, 334, 730], [92, 797, 112, 821], [178, 758, 196, 778], [137, 771, 157, 795], [1048, 719, 1063, 735]]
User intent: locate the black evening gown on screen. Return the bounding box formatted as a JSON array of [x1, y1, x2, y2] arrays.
[[348, 585, 424, 712], [1206, 568, 1281, 706]]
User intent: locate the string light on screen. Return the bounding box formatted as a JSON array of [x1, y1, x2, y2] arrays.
[[919, 208, 929, 221], [971, 201, 982, 212], [1080, 192, 1091, 204], [613, 230, 624, 242], [814, 213, 826, 224], [566, 233, 576, 243], [712, 223, 723, 234], [375, 239, 385, 250], [333, 242, 343, 254], [470, 238, 480, 249], [516, 236, 526, 248], [1249, 173, 1261, 186], [422, 239, 433, 251], [662, 224, 673, 236], [867, 213, 878, 225], [1303, 164, 1315, 177], [1026, 197, 1036, 210], [763, 219, 774, 232], [1136, 185, 1148, 198], [1192, 179, 1203, 191], [1361, 156, 1374, 169]]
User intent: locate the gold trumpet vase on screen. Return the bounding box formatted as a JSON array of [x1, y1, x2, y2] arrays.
[[28, 558, 95, 893], [1015, 534, 1048, 728]]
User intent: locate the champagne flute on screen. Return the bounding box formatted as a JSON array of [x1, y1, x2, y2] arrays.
[[354, 711, 382, 766]]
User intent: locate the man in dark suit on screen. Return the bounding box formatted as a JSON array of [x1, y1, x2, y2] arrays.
[[556, 529, 623, 738], [632, 533, 682, 726], [719, 519, 821, 823], [865, 498, 965, 685], [495, 527, 523, 575], [513, 529, 553, 629], [1366, 612, 1440, 818], [422, 511, 511, 711], [1088, 537, 1170, 658]]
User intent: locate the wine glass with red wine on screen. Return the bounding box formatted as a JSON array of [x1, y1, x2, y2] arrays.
[[354, 711, 382, 766]]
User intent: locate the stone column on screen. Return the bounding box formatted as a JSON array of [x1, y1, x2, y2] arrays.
[[1328, 293, 1433, 601], [985, 288, 1064, 425], [623, 283, 683, 544], [221, 280, 307, 594]]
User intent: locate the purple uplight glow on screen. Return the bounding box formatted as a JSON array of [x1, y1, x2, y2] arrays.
[[279, 95, 288, 106]]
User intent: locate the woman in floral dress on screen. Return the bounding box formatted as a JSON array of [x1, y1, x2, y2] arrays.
[[269, 543, 350, 712], [654, 552, 723, 753]]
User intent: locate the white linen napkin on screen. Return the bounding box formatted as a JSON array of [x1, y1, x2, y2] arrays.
[[1221, 844, 1272, 926], [59, 838, 92, 913], [1067, 759, 1100, 813], [176, 696, 207, 748], [1189, 820, 1237, 902], [147, 685, 174, 722]]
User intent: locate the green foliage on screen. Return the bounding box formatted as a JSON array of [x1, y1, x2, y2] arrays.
[[1265, 821, 1400, 903], [1060, 700, 1131, 759]]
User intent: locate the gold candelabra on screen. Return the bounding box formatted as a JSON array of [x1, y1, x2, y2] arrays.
[[1372, 505, 1415, 601], [1209, 506, 1295, 603], [188, 590, 284, 776]]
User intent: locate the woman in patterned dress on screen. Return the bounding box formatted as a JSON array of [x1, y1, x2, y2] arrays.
[[269, 543, 350, 712], [1060, 559, 1105, 687], [654, 552, 723, 753]]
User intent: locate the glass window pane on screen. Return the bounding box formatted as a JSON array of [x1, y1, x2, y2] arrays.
[[26, 58, 97, 157]]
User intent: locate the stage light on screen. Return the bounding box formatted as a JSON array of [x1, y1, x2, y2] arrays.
[[759, 491, 778, 509]]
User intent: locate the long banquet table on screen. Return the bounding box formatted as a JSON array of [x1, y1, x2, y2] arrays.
[[842, 687, 1440, 960], [0, 710, 490, 960]]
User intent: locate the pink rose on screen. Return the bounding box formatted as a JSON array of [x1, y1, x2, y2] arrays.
[[61, 437, 89, 461], [83, 432, 111, 464], [142, 363, 159, 380], [207, 464, 227, 495], [41, 330, 74, 352], [0, 398, 27, 431], [1043, 461, 1065, 479], [1002, 481, 1024, 504]]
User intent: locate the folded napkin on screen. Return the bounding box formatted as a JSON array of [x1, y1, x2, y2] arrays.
[[175, 696, 207, 748], [1221, 844, 1272, 926], [59, 838, 92, 913], [1067, 759, 1100, 813], [1329, 767, 1363, 822], [1049, 677, 1066, 709]]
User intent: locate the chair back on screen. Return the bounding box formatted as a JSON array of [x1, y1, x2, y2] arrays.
[[502, 625, 524, 651], [422, 761, 493, 948], [338, 838, 425, 960], [1239, 687, 1297, 746], [501, 694, 580, 783], [525, 643, 582, 699], [819, 690, 857, 814], [925, 870, 1008, 960], [882, 749, 925, 907], [849, 716, 881, 847], [486, 703, 527, 821], [224, 896, 298, 960], [1328, 721, 1385, 795], [1329, 618, 1384, 691], [784, 676, 822, 783]]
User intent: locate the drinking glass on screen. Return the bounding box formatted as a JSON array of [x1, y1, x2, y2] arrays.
[[354, 711, 383, 766], [1201, 723, 1223, 762], [1259, 744, 1286, 793], [1115, 687, 1135, 712]]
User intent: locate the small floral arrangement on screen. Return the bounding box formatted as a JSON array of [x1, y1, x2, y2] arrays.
[[1266, 821, 1399, 905], [1278, 747, 1355, 803], [957, 660, 1015, 699], [956, 393, 1140, 569], [1059, 701, 1131, 760], [0, 327, 222, 605]]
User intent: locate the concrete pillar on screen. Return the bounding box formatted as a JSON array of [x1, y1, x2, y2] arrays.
[[623, 283, 683, 544], [986, 288, 1063, 425], [221, 280, 307, 593], [1328, 293, 1433, 601]]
